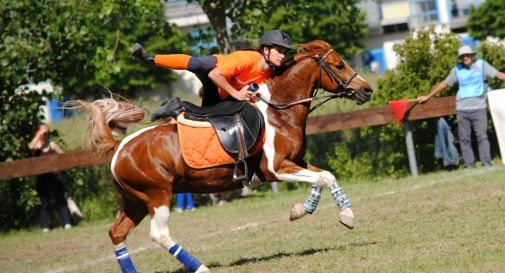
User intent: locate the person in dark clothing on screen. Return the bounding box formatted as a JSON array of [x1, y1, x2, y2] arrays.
[[28, 124, 72, 232]]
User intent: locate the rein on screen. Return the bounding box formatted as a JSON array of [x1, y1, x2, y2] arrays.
[[256, 48, 358, 113], [256, 93, 340, 110]]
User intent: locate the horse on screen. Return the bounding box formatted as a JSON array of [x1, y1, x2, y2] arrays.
[[74, 40, 373, 273]]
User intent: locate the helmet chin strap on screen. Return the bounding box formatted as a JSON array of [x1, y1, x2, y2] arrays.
[[262, 48, 275, 70]]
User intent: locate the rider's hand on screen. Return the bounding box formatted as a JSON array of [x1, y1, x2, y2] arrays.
[[417, 95, 430, 104], [235, 86, 257, 101]]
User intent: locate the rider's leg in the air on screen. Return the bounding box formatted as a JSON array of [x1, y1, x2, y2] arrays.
[[132, 44, 219, 120]]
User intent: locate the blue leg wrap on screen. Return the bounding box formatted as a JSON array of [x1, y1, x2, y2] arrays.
[[114, 246, 138, 273], [329, 183, 351, 209], [303, 186, 323, 214], [168, 244, 202, 272]]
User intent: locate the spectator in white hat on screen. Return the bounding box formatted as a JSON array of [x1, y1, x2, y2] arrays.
[[418, 45, 505, 168]]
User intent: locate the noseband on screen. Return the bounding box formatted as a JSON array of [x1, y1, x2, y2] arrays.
[[256, 48, 359, 112]]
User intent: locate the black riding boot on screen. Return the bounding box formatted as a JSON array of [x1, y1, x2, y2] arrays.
[[151, 97, 184, 121], [132, 43, 154, 65]]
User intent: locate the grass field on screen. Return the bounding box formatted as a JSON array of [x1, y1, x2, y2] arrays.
[[1, 165, 504, 273]]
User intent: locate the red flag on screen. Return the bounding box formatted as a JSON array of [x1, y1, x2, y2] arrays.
[[388, 99, 410, 125]]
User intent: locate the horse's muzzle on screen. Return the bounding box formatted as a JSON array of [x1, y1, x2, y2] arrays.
[[354, 87, 373, 105]]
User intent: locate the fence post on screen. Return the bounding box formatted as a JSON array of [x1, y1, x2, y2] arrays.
[[271, 182, 279, 193], [403, 121, 419, 177]]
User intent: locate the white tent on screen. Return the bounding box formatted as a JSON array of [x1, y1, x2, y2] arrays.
[[488, 89, 505, 165]]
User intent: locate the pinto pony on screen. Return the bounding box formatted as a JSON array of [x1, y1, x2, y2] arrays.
[[75, 40, 372, 273]]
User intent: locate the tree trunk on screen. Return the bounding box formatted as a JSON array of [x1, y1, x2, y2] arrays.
[[200, 0, 232, 54]]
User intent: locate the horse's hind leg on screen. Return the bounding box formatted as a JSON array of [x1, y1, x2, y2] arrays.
[[109, 197, 147, 273], [147, 193, 210, 273]]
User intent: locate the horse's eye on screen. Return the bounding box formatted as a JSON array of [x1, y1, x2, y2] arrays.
[[335, 63, 344, 69]]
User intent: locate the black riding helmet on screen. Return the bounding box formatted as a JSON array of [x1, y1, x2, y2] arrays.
[[259, 30, 292, 69], [259, 30, 293, 50]]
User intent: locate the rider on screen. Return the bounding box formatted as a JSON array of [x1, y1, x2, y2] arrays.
[[132, 30, 293, 120]]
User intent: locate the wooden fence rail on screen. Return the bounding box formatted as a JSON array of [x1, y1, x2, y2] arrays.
[[0, 96, 456, 181], [306, 96, 455, 134]]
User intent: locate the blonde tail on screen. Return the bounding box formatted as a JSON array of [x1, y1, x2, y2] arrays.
[[68, 98, 147, 155]]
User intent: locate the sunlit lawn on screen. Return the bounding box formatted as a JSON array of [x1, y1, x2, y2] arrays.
[[1, 165, 504, 273]]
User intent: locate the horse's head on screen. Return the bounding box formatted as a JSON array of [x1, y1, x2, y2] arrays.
[[296, 40, 373, 105]]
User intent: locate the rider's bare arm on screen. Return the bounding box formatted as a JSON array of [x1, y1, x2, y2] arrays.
[[208, 67, 251, 101]]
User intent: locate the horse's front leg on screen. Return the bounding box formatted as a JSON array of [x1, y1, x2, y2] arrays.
[[275, 162, 354, 229]]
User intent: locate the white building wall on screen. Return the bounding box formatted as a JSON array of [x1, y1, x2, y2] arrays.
[[356, 0, 480, 72], [437, 0, 451, 24], [163, 1, 210, 98]]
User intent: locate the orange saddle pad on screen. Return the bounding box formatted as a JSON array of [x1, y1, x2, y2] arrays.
[[177, 116, 235, 169], [177, 114, 264, 169]]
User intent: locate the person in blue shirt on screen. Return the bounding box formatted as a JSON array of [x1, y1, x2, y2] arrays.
[[418, 45, 505, 168]]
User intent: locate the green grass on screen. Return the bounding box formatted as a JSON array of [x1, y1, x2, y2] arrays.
[[1, 165, 504, 273]]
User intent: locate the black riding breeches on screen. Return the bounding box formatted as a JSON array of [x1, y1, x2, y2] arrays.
[[188, 56, 221, 106]]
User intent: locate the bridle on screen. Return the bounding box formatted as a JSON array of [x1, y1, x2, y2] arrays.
[[316, 49, 357, 92], [255, 48, 358, 113]]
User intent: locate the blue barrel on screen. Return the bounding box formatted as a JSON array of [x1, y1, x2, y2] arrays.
[[47, 99, 63, 122]]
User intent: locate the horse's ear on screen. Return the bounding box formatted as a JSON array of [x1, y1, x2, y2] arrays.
[[295, 44, 309, 61], [297, 43, 308, 54]]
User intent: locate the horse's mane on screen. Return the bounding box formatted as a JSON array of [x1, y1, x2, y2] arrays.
[[272, 40, 332, 77]]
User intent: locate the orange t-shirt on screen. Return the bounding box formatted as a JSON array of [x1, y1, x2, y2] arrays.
[[214, 51, 271, 99]]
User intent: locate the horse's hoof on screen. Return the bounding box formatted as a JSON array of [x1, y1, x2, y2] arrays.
[[339, 207, 354, 229], [289, 203, 307, 221], [195, 264, 210, 272]]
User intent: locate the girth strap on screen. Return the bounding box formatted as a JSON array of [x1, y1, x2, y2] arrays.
[[233, 113, 249, 183]]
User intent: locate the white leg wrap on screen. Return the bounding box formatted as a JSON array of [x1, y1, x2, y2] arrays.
[[303, 186, 323, 214], [328, 183, 351, 209]]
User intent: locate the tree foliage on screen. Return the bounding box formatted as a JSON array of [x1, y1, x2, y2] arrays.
[[0, 0, 190, 99], [192, 0, 367, 57], [195, 0, 232, 53], [0, 0, 189, 231], [235, 0, 367, 57], [468, 0, 505, 40]]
